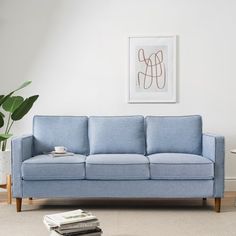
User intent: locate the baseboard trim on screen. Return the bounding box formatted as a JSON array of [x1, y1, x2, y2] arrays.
[[225, 177, 236, 191]]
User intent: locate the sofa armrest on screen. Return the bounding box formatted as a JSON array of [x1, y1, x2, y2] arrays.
[[11, 135, 33, 197], [202, 133, 225, 197]]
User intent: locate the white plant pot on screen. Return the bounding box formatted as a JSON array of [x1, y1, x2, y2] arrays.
[[0, 150, 11, 185]]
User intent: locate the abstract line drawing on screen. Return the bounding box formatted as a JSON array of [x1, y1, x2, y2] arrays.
[[128, 36, 176, 103], [137, 48, 166, 90]]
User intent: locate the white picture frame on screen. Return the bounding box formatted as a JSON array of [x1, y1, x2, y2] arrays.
[[128, 36, 176, 103]]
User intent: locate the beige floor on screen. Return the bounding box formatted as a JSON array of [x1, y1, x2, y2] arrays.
[[1, 193, 236, 236]]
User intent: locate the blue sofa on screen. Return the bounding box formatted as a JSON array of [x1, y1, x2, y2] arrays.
[[11, 115, 225, 212]]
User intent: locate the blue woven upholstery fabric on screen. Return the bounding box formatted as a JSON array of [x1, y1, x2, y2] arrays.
[[148, 153, 214, 180], [89, 116, 145, 154], [11, 135, 33, 198], [22, 180, 214, 198], [202, 133, 225, 197], [33, 116, 89, 155], [86, 154, 149, 180], [146, 115, 202, 155], [22, 154, 86, 180]]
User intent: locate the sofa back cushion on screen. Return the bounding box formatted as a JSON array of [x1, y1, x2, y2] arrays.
[[146, 115, 202, 155], [89, 116, 145, 154], [33, 116, 89, 155]]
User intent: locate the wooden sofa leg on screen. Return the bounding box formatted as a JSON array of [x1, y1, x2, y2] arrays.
[[7, 175, 12, 204], [202, 198, 207, 205], [215, 198, 221, 213], [16, 198, 22, 212]]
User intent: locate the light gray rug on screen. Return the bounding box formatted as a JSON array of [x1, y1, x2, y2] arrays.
[[0, 199, 236, 236]]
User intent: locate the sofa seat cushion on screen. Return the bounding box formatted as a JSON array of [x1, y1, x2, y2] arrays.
[[22, 154, 86, 180], [86, 154, 150, 180], [148, 153, 214, 180]]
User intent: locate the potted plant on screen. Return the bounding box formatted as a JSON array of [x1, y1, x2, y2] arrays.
[[0, 81, 39, 185]]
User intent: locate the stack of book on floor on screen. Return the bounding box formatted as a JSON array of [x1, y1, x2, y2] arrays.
[[44, 209, 102, 236]]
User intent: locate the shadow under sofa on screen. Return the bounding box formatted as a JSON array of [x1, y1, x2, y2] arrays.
[[11, 115, 225, 212]]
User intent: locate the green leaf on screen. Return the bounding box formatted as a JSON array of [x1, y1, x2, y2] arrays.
[[0, 92, 14, 106], [0, 95, 4, 102], [11, 95, 39, 121], [0, 81, 31, 107], [14, 80, 32, 92], [0, 111, 4, 118], [0, 112, 4, 128], [0, 134, 12, 142], [2, 96, 24, 113], [0, 115, 3, 128]]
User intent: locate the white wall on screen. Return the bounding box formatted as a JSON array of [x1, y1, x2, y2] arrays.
[[1, 0, 236, 190]]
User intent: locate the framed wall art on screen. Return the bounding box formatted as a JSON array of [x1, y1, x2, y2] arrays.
[[128, 36, 176, 103]]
